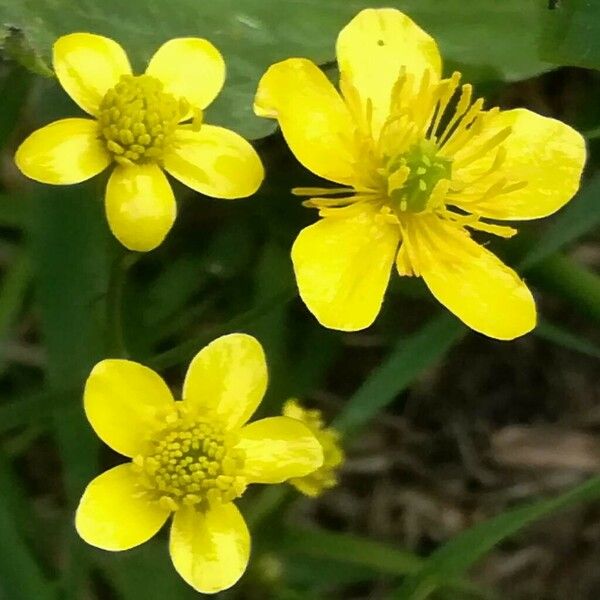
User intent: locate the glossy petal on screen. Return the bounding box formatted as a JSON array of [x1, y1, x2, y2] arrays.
[[291, 203, 400, 331], [183, 333, 267, 430], [146, 38, 225, 112], [169, 503, 250, 594], [84, 359, 175, 457], [336, 8, 442, 136], [412, 216, 536, 340], [53, 33, 132, 115], [163, 126, 263, 199], [452, 108, 586, 220], [15, 118, 110, 184], [105, 163, 176, 251], [76, 464, 170, 551], [254, 58, 358, 185], [236, 416, 323, 484]]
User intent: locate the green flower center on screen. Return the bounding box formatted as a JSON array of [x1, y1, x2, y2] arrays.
[[135, 414, 246, 511], [386, 139, 452, 214], [98, 74, 190, 166]]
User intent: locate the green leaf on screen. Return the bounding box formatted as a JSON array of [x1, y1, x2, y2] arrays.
[[0, 452, 56, 600], [281, 528, 423, 576], [334, 312, 466, 437], [535, 320, 600, 359], [0, 0, 549, 140], [520, 173, 600, 268], [393, 475, 600, 600], [540, 0, 600, 71]]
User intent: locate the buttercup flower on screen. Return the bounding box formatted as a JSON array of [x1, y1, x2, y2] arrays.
[[16, 34, 264, 251], [282, 399, 343, 497], [254, 9, 586, 340], [75, 334, 323, 593]]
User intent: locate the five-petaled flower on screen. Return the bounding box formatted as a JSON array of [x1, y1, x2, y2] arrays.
[[16, 33, 264, 251], [75, 334, 323, 594], [254, 8, 586, 340]]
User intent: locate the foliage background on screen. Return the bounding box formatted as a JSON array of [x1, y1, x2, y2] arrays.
[[0, 0, 599, 598]]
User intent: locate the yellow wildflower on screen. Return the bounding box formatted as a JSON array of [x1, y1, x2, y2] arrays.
[[283, 399, 343, 497], [75, 334, 323, 594], [16, 34, 264, 251], [254, 9, 586, 340]]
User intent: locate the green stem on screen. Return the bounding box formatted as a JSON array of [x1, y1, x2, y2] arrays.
[[148, 285, 297, 370], [106, 252, 138, 358]]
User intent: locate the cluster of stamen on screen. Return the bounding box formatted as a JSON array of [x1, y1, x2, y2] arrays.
[[98, 74, 192, 166], [134, 411, 246, 511]]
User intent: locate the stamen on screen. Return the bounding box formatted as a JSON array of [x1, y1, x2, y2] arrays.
[[98, 74, 190, 165], [134, 408, 246, 511], [292, 187, 355, 197], [453, 126, 512, 168]]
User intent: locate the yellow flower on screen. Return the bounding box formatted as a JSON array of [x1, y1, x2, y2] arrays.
[[16, 34, 264, 252], [254, 9, 586, 340], [282, 399, 343, 497], [75, 333, 323, 594]]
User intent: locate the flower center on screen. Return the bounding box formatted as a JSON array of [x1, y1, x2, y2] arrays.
[[386, 139, 452, 214], [98, 74, 190, 166], [134, 411, 246, 511]]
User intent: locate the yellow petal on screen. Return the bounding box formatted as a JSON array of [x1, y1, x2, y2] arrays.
[[336, 8, 442, 136], [84, 359, 175, 457], [14, 118, 110, 185], [254, 58, 358, 185], [412, 217, 536, 340], [105, 163, 176, 252], [291, 203, 400, 331], [53, 33, 132, 115], [146, 38, 225, 112], [236, 416, 323, 484], [163, 126, 263, 199], [76, 464, 169, 551], [452, 109, 586, 220], [169, 503, 250, 594], [183, 333, 267, 430]]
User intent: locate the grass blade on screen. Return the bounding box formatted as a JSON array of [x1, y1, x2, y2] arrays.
[[393, 475, 600, 599], [334, 313, 466, 436], [521, 173, 600, 269]]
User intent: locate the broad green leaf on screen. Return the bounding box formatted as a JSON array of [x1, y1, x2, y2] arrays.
[[0, 453, 56, 600], [394, 475, 600, 600], [540, 0, 600, 70], [334, 313, 466, 436], [0, 251, 32, 346], [521, 173, 600, 268], [0, 0, 549, 139]]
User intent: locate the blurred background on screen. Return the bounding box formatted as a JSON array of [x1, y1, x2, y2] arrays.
[[0, 0, 599, 598]]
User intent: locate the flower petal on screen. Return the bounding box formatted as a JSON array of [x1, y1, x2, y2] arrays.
[[452, 109, 586, 220], [15, 118, 110, 185], [291, 203, 400, 331], [84, 359, 175, 457], [183, 333, 267, 430], [254, 58, 358, 185], [163, 126, 263, 199], [146, 38, 225, 112], [53, 33, 132, 115], [75, 464, 170, 551], [236, 416, 323, 484], [169, 503, 250, 594], [410, 216, 536, 340], [336, 8, 442, 136], [105, 163, 176, 252]]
